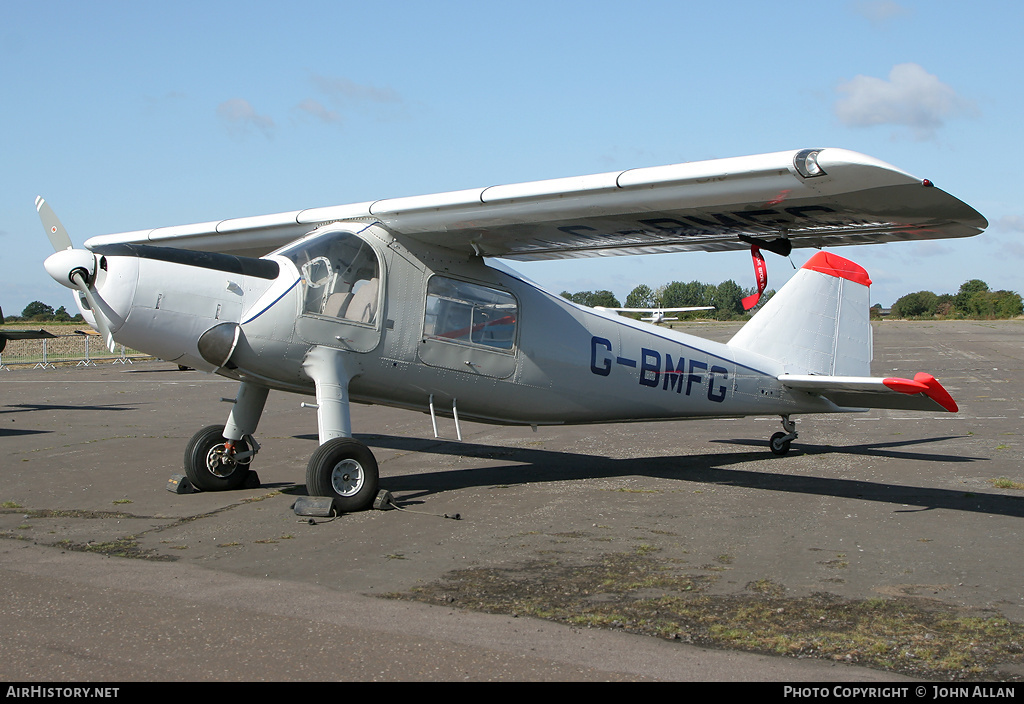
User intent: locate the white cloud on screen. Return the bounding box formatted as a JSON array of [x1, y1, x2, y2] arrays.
[[989, 216, 1024, 259], [996, 215, 1024, 232], [834, 63, 976, 140], [310, 74, 403, 106], [295, 98, 343, 125], [291, 75, 406, 129], [217, 98, 275, 138], [851, 1, 911, 28]]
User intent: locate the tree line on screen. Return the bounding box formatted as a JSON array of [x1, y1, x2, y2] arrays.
[[4, 301, 84, 323], [889, 280, 1022, 320], [561, 279, 772, 321], [563, 277, 1023, 322]]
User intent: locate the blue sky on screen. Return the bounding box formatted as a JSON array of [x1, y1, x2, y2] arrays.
[[2, 0, 1021, 316]]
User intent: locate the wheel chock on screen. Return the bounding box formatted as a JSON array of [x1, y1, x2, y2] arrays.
[[166, 474, 195, 494], [373, 490, 395, 510], [293, 496, 336, 517], [242, 471, 261, 489]]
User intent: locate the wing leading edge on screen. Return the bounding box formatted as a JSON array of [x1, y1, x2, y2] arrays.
[[83, 148, 987, 259]]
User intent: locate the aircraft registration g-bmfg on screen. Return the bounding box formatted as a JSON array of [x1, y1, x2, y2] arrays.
[[38, 148, 986, 512]]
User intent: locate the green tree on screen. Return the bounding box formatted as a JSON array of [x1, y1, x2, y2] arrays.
[[992, 290, 1024, 318], [891, 291, 939, 318], [661, 281, 708, 308], [625, 284, 657, 309], [712, 280, 745, 318], [560, 290, 620, 308], [954, 280, 989, 316], [54, 306, 72, 322], [21, 301, 54, 320]]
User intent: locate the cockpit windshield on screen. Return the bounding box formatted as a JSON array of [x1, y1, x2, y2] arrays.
[[275, 229, 381, 325]]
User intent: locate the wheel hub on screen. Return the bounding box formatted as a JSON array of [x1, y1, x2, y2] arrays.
[[331, 459, 364, 496], [207, 444, 238, 478]]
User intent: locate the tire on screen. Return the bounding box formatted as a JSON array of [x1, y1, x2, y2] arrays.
[[306, 437, 379, 513], [184, 424, 251, 492], [769, 431, 791, 456]]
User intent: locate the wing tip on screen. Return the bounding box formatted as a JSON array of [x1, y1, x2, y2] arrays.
[[883, 373, 958, 412]]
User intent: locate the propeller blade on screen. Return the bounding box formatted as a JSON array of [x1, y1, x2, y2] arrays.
[[35, 196, 74, 252], [37, 198, 116, 352], [70, 270, 115, 352]]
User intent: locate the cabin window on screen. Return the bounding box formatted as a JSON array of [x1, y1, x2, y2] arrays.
[[423, 276, 517, 351], [278, 230, 381, 325]]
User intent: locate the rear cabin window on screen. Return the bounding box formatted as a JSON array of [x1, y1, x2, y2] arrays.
[[423, 277, 518, 351]]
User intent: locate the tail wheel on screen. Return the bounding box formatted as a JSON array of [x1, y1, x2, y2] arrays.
[[306, 437, 379, 513], [769, 431, 792, 456], [184, 424, 252, 491]]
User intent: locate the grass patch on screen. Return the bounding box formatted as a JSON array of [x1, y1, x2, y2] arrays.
[[53, 537, 173, 561], [990, 477, 1024, 490], [393, 551, 1024, 681]]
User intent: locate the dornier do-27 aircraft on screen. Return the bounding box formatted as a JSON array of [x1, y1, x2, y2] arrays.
[[38, 148, 987, 512]]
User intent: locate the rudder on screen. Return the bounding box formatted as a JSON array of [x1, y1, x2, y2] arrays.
[[728, 252, 873, 376]]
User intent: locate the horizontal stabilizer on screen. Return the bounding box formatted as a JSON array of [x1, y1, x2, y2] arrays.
[[780, 372, 958, 413], [0, 329, 57, 341]]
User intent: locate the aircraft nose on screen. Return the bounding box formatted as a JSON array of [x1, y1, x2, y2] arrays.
[[44, 249, 96, 290], [45, 252, 140, 339]]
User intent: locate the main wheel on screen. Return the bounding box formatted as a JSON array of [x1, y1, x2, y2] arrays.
[[306, 437, 379, 513], [769, 431, 792, 456], [184, 424, 252, 492]]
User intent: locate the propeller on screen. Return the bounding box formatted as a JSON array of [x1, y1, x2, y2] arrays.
[[36, 197, 116, 351]]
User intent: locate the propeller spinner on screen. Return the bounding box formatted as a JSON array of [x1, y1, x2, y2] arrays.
[[37, 197, 116, 351]]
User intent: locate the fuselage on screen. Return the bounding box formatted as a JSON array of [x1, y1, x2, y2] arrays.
[[71, 223, 833, 427]]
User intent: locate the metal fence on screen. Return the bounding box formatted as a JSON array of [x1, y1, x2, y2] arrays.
[[0, 333, 151, 369]]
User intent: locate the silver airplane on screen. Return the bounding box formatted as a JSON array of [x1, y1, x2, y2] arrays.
[[38, 148, 986, 512], [594, 306, 716, 324]]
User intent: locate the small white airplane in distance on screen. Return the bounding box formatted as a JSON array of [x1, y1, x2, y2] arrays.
[[594, 306, 716, 324], [38, 148, 986, 512]]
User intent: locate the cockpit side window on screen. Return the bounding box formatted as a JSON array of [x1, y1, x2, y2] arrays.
[[423, 276, 518, 351], [279, 230, 381, 325]]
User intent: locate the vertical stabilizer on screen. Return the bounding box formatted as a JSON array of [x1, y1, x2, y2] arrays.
[[728, 252, 873, 376]]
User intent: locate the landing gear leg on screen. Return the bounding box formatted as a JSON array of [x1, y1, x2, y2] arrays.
[[183, 382, 268, 491], [769, 415, 798, 456], [301, 346, 379, 512]]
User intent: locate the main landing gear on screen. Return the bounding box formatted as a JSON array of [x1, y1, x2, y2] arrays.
[[183, 346, 381, 513], [769, 415, 798, 456], [305, 437, 379, 514]]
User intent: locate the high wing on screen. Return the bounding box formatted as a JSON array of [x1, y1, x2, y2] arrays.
[[83, 148, 987, 259]]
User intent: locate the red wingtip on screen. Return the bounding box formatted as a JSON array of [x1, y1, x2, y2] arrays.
[[914, 372, 958, 413], [883, 373, 958, 412]]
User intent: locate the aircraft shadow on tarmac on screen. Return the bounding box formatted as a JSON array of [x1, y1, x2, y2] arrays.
[[336, 433, 1022, 519], [0, 402, 137, 437]]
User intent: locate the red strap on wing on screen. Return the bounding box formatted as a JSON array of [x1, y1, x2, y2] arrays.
[[742, 245, 768, 310]]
